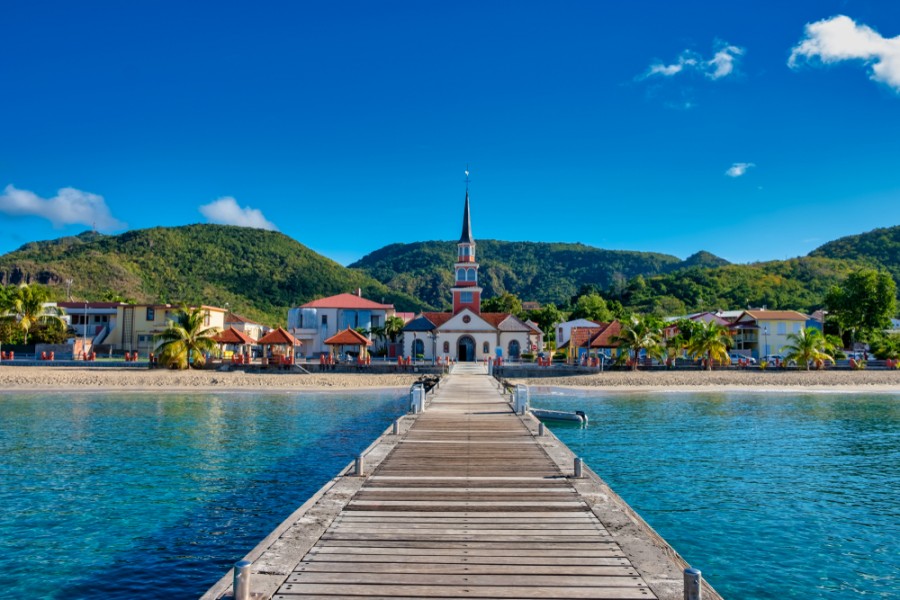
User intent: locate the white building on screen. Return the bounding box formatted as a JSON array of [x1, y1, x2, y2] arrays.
[[556, 318, 603, 348], [287, 292, 396, 358], [401, 188, 541, 361]]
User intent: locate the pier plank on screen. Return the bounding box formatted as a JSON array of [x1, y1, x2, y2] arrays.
[[270, 367, 659, 600]]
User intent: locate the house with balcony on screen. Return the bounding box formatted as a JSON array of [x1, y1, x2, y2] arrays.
[[730, 310, 812, 359], [57, 301, 127, 349], [287, 292, 396, 359], [106, 304, 227, 355]]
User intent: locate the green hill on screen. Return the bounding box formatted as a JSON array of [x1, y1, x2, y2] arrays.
[[349, 240, 692, 309], [810, 225, 900, 282], [0, 225, 424, 326]]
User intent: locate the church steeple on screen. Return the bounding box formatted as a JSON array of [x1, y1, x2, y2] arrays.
[[459, 190, 474, 244], [452, 182, 481, 314]]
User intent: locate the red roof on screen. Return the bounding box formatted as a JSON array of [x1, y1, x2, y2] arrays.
[[258, 327, 300, 346], [559, 325, 602, 349], [301, 293, 394, 310], [325, 327, 373, 346], [225, 312, 263, 326], [213, 326, 257, 345], [422, 312, 454, 328], [590, 320, 622, 348]]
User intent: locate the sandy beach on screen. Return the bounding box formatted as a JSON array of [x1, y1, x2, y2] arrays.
[[0, 365, 897, 393], [0, 366, 423, 392], [509, 369, 900, 392]]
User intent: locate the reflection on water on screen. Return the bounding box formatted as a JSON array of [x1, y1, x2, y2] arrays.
[[532, 389, 900, 600], [0, 390, 407, 599]]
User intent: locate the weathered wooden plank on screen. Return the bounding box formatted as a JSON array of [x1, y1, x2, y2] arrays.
[[304, 554, 629, 564], [317, 540, 618, 550], [294, 561, 638, 576], [275, 584, 657, 599], [309, 546, 622, 557], [286, 572, 649, 587]]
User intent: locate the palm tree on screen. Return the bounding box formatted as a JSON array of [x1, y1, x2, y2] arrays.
[[686, 320, 732, 371], [10, 284, 66, 345], [783, 327, 834, 370], [154, 306, 221, 369], [613, 316, 665, 370], [384, 315, 405, 343]]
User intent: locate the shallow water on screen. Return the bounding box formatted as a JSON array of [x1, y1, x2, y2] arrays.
[[0, 390, 407, 599], [531, 389, 900, 600]]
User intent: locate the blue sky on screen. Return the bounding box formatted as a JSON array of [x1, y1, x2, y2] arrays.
[[2, 1, 899, 265]]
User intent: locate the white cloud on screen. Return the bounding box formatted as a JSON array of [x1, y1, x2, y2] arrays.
[[199, 196, 278, 231], [789, 15, 900, 91], [643, 42, 744, 81], [0, 184, 126, 231], [725, 162, 755, 177]]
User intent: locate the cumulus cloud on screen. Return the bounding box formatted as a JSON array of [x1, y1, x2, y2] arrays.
[[725, 162, 755, 177], [789, 15, 900, 91], [199, 196, 278, 231], [642, 41, 744, 81], [0, 184, 126, 231]]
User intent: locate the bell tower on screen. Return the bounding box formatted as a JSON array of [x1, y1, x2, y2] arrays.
[[451, 184, 482, 314]]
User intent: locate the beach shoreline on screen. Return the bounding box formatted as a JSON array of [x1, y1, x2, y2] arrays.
[[509, 369, 900, 393], [0, 365, 897, 394], [0, 366, 424, 392]]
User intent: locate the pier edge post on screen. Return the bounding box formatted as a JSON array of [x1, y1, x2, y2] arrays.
[[574, 457, 583, 478], [538, 422, 545, 437], [233, 559, 252, 600], [355, 455, 365, 477], [684, 567, 702, 600], [393, 418, 401, 435]]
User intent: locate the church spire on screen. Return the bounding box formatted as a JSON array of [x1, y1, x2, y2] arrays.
[[459, 189, 474, 244]]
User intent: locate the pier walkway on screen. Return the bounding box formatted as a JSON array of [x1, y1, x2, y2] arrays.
[[271, 363, 660, 599]]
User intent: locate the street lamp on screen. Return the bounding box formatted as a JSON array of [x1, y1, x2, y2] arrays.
[[83, 301, 88, 360], [763, 326, 768, 361]]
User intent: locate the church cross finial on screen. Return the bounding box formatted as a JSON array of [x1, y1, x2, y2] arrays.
[[465, 165, 470, 191]]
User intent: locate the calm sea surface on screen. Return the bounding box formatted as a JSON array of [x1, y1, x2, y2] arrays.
[[0, 389, 407, 599], [531, 389, 900, 600]]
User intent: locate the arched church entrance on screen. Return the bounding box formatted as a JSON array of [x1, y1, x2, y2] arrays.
[[457, 336, 475, 362], [508, 339, 521, 359]]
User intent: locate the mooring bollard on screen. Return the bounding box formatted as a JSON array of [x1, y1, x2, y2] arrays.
[[393, 418, 401, 435], [684, 567, 702, 600], [538, 422, 545, 436], [355, 454, 365, 476], [234, 559, 252, 600], [574, 457, 583, 478]]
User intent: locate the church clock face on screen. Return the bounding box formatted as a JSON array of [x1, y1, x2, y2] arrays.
[[462, 315, 471, 323]]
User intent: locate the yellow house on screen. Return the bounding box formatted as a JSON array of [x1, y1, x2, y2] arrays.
[[731, 310, 813, 360], [107, 304, 227, 355]]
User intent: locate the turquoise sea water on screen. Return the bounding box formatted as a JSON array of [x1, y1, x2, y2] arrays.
[[531, 389, 900, 600], [0, 390, 407, 599]]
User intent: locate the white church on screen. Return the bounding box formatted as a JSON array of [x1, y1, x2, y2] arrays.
[[402, 189, 541, 362]]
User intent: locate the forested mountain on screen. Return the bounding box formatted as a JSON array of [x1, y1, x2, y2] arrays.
[[0, 225, 423, 325], [810, 226, 900, 283], [349, 240, 711, 309]]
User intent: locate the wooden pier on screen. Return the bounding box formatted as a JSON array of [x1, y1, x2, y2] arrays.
[[205, 363, 717, 600]]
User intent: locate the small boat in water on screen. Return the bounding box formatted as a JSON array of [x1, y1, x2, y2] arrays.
[[531, 408, 588, 425]]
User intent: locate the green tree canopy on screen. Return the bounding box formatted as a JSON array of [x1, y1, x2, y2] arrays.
[[526, 303, 564, 342], [154, 306, 221, 369], [571, 293, 613, 322], [481, 292, 523, 316], [825, 268, 897, 342]]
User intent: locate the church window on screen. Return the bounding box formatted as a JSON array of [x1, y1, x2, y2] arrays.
[[461, 292, 473, 304], [413, 339, 424, 356], [457, 268, 465, 280], [466, 268, 476, 281], [483, 341, 490, 354], [443, 341, 450, 353]]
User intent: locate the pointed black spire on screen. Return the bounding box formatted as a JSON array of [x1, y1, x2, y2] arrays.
[[459, 190, 474, 244]]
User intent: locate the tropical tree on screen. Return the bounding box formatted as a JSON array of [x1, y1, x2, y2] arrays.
[[825, 268, 897, 344], [154, 306, 221, 369], [481, 292, 523, 317], [686, 320, 732, 371], [612, 315, 665, 370], [783, 328, 834, 370], [383, 315, 405, 342], [571, 293, 613, 322], [10, 284, 66, 345]]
